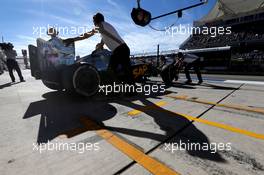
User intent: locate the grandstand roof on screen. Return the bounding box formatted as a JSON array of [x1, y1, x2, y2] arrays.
[[197, 0, 264, 25]]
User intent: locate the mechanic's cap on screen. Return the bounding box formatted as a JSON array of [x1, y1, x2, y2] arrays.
[[177, 52, 184, 58]]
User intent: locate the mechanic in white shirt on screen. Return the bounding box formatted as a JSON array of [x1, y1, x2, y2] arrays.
[[178, 52, 203, 84], [66, 13, 134, 85], [94, 13, 133, 84]]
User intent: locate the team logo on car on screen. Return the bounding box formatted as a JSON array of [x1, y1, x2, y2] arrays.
[[133, 65, 148, 78]]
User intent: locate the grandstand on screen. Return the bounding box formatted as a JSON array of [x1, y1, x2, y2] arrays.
[[180, 0, 264, 74]]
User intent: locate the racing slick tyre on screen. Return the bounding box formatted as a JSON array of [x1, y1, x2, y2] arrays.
[[72, 64, 100, 97], [160, 65, 175, 86]]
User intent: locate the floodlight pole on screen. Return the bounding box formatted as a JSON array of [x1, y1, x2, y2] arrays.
[[157, 44, 160, 67]]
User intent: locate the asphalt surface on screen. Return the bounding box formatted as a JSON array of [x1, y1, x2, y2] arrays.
[[0, 69, 264, 175], [180, 73, 264, 81]]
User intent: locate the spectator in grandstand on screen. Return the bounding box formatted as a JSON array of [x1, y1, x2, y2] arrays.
[[178, 52, 203, 84], [4, 43, 25, 82]]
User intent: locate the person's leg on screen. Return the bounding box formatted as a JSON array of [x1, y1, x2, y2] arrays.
[[193, 60, 203, 84], [119, 45, 134, 85], [7, 60, 15, 82], [14, 61, 25, 81], [112, 44, 134, 85], [109, 51, 119, 77], [184, 63, 192, 83]]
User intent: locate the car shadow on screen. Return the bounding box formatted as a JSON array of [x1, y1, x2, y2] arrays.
[[0, 82, 21, 89], [109, 95, 226, 163], [199, 83, 239, 90], [23, 89, 226, 163], [23, 91, 117, 144]]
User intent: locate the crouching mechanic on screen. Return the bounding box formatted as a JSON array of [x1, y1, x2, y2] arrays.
[[177, 52, 203, 84]]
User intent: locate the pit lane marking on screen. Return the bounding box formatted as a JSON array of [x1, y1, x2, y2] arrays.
[[126, 101, 264, 140], [79, 117, 180, 175], [166, 95, 264, 115], [171, 112, 264, 140]]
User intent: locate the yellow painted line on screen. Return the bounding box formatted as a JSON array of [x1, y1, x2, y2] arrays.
[[128, 101, 167, 116], [166, 95, 264, 115], [80, 117, 180, 175], [172, 112, 264, 140], [126, 100, 264, 140], [142, 106, 264, 140]]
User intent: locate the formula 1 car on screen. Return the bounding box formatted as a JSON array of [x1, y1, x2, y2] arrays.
[[29, 38, 151, 97]]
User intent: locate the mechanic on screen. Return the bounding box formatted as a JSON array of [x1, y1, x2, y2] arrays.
[[65, 13, 134, 85], [47, 28, 63, 45], [159, 55, 167, 70], [0, 46, 7, 75], [177, 52, 203, 84], [4, 43, 25, 82], [93, 13, 134, 85]]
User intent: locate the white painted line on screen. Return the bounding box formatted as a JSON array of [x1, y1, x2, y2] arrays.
[[224, 80, 264, 86]]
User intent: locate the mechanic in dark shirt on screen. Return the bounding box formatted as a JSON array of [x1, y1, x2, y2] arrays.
[[4, 43, 25, 82], [178, 52, 203, 84]]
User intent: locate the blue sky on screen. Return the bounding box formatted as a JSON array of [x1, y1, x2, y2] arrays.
[[0, 0, 216, 56]]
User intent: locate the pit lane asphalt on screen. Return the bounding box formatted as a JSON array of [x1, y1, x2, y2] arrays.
[[0, 69, 264, 175]]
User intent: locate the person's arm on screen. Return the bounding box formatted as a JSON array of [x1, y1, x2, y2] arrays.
[[98, 39, 104, 47], [72, 31, 95, 42], [64, 30, 95, 45]]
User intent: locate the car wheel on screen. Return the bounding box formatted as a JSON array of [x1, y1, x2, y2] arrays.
[[73, 65, 100, 97]]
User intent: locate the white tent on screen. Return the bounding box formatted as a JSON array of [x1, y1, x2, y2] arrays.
[[196, 0, 264, 25]]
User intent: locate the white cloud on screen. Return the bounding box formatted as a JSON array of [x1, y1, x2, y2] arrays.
[[24, 9, 80, 26], [124, 30, 189, 54], [107, 0, 119, 8], [13, 35, 40, 55], [16, 35, 36, 43]]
